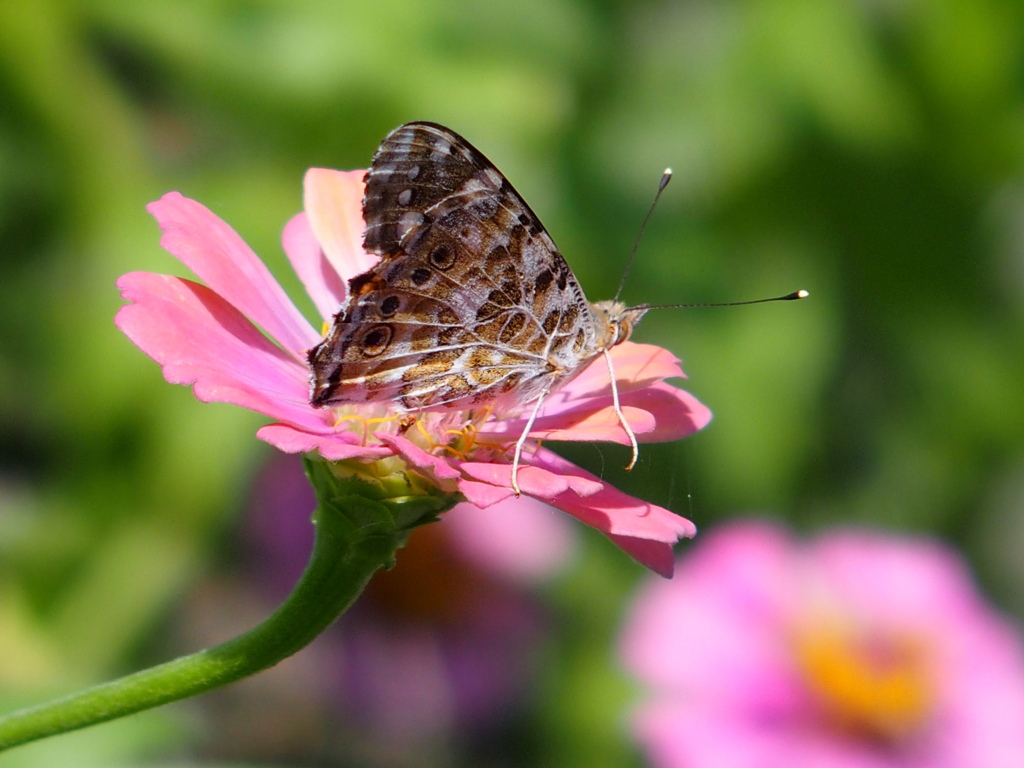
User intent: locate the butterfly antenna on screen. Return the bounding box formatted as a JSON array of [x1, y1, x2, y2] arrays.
[[614, 168, 673, 302], [635, 289, 809, 311]]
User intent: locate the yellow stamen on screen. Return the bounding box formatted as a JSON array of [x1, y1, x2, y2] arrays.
[[332, 412, 405, 444], [473, 438, 512, 454], [414, 418, 440, 450], [433, 444, 470, 461], [794, 623, 934, 744]]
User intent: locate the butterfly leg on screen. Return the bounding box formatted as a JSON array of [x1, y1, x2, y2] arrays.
[[511, 388, 550, 496], [603, 349, 639, 470]]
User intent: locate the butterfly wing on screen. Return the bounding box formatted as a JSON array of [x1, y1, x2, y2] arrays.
[[309, 122, 601, 413]]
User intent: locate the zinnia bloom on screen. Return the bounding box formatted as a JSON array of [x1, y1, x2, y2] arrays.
[[115, 168, 711, 576], [621, 520, 1024, 768]]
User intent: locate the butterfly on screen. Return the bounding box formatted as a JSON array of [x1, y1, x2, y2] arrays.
[[307, 121, 649, 494]]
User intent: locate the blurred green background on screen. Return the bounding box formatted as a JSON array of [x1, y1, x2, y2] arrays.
[[1, 0, 1023, 766]]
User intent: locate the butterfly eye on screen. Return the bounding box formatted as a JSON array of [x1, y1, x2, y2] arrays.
[[612, 318, 634, 345]]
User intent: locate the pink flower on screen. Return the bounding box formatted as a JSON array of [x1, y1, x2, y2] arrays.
[[621, 520, 1024, 768], [115, 168, 711, 576]]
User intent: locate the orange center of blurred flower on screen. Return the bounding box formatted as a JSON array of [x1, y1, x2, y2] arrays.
[[794, 623, 934, 745], [364, 523, 490, 625]]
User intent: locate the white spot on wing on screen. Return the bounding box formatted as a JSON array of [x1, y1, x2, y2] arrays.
[[430, 138, 451, 161], [483, 167, 504, 189], [398, 210, 425, 237]]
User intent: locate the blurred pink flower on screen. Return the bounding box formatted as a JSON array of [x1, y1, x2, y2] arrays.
[[116, 168, 711, 576], [621, 521, 1024, 768]]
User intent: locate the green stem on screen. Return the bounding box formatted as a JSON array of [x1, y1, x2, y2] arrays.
[[0, 485, 416, 752]]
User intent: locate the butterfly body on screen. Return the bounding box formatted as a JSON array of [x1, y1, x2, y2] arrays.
[[308, 121, 647, 420]]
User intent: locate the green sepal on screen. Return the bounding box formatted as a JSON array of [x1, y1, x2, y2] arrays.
[[303, 455, 463, 567]]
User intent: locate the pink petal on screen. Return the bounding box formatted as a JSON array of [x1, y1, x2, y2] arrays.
[[116, 272, 328, 431], [147, 192, 318, 357], [811, 530, 982, 628], [282, 212, 347, 322], [485, 382, 711, 445], [456, 480, 516, 508], [256, 423, 391, 461], [623, 522, 798, 692], [624, 382, 712, 439], [548, 342, 686, 407], [377, 434, 463, 484], [530, 448, 696, 576], [536, 403, 655, 444], [610, 341, 687, 378], [303, 168, 378, 282], [458, 461, 604, 499], [444, 498, 576, 583], [607, 535, 679, 579], [490, 404, 655, 445]]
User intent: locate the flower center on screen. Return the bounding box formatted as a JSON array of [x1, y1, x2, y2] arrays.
[[330, 405, 511, 462], [794, 623, 934, 746]]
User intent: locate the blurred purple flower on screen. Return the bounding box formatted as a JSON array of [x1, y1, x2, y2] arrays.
[[621, 520, 1024, 768]]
